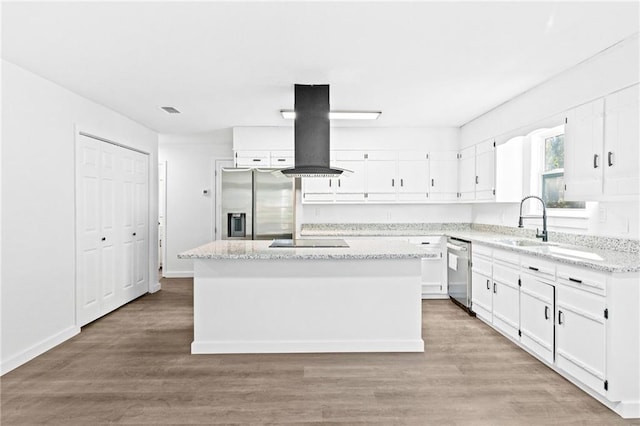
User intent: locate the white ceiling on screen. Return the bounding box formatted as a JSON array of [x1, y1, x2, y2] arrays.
[[2, 2, 638, 134]]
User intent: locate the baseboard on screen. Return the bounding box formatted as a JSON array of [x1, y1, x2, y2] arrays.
[[192, 339, 425, 354], [149, 281, 162, 293], [422, 294, 449, 300], [163, 271, 194, 278], [0, 325, 80, 376]]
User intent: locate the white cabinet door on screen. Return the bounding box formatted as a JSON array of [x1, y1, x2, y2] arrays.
[[398, 152, 429, 201], [520, 273, 554, 364], [335, 160, 366, 201], [556, 283, 607, 396], [495, 136, 524, 202], [429, 151, 458, 201], [492, 263, 520, 341], [471, 270, 492, 323], [366, 158, 397, 201], [458, 146, 476, 201], [302, 177, 335, 202], [475, 140, 495, 201], [564, 98, 605, 200], [603, 84, 640, 197]]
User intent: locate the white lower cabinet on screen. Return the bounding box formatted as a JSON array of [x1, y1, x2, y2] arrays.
[[408, 236, 447, 298], [471, 249, 493, 323], [520, 273, 554, 364], [472, 243, 640, 419], [491, 262, 520, 341]]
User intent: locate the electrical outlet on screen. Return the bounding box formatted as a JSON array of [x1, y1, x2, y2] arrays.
[[598, 206, 607, 223]]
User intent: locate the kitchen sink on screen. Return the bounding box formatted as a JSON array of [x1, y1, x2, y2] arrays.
[[494, 238, 554, 247]]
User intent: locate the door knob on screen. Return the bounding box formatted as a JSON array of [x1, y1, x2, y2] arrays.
[[133, 232, 136, 236], [101, 237, 106, 241]]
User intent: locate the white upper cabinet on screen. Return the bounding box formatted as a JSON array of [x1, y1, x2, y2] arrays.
[[398, 151, 430, 201], [564, 98, 605, 200], [475, 139, 495, 201], [565, 84, 639, 201], [429, 151, 459, 201], [603, 84, 639, 197], [334, 151, 366, 202], [458, 146, 476, 201], [366, 151, 398, 202]]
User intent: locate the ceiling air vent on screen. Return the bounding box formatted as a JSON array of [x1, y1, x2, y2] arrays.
[[160, 106, 181, 114]]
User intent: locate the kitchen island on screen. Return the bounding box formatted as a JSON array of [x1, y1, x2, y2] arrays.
[[178, 239, 435, 354]]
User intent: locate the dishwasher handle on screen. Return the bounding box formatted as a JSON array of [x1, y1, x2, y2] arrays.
[[447, 243, 468, 252]]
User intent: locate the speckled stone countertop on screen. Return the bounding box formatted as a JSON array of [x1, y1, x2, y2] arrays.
[[300, 224, 640, 273], [178, 239, 439, 261]]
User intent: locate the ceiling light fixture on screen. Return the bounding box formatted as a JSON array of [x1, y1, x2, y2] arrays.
[[280, 110, 381, 120]]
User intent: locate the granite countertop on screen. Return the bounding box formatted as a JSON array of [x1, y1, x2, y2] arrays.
[[300, 225, 639, 273], [178, 239, 439, 261]]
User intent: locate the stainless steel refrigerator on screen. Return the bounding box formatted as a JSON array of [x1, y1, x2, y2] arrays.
[[221, 168, 294, 240]]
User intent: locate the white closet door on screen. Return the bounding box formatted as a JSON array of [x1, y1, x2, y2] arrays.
[[133, 151, 149, 298], [99, 142, 119, 314], [120, 149, 137, 302], [76, 136, 102, 325], [76, 134, 150, 326]]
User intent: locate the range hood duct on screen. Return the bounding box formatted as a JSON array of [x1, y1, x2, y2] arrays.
[[281, 84, 344, 178]]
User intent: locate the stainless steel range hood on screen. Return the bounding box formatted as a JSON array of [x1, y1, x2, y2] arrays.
[[281, 84, 344, 178]]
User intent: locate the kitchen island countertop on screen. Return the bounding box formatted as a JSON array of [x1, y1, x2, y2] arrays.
[[178, 239, 438, 261]]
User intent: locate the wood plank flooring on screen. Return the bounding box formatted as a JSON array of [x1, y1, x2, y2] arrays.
[[2, 277, 638, 425]]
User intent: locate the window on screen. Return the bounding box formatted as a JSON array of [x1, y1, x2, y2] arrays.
[[531, 126, 585, 209]]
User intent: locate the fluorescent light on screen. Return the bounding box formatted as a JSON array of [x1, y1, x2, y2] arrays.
[[330, 111, 381, 120], [280, 110, 381, 120]]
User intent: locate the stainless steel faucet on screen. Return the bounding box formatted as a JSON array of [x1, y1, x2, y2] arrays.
[[518, 195, 548, 242]]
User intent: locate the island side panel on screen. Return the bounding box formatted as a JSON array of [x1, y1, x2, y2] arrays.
[[192, 258, 424, 353]]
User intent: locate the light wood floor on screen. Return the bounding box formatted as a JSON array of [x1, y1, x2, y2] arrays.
[[2, 277, 638, 425]]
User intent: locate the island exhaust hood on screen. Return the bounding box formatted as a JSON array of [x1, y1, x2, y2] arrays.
[[281, 84, 344, 178]]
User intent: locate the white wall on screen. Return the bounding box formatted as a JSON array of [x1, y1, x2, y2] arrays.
[[158, 131, 233, 277], [462, 35, 639, 239], [1, 60, 159, 374], [301, 203, 472, 225]]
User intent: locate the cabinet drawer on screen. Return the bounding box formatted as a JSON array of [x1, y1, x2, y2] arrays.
[[493, 248, 519, 267], [270, 151, 294, 168], [473, 244, 492, 258], [408, 236, 443, 246], [520, 255, 556, 280], [367, 151, 397, 161], [335, 151, 366, 161], [493, 263, 519, 288], [471, 255, 492, 276], [557, 264, 606, 296], [557, 283, 606, 321], [399, 151, 428, 161]]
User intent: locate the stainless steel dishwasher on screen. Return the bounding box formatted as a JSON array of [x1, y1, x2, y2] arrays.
[[447, 237, 473, 314]]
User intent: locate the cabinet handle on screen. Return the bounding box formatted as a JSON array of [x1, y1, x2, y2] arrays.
[[593, 154, 599, 169], [329, 180, 332, 188], [133, 232, 136, 236], [568, 277, 582, 284], [101, 237, 106, 241], [252, 158, 261, 162], [558, 310, 564, 325], [392, 179, 395, 187], [400, 178, 404, 187], [475, 176, 479, 184], [338, 180, 341, 188], [431, 178, 435, 187], [544, 306, 549, 320], [277, 158, 286, 162], [528, 266, 539, 272], [493, 282, 497, 294], [608, 151, 614, 167], [486, 279, 490, 290]]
